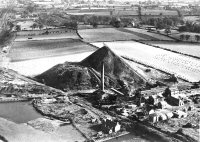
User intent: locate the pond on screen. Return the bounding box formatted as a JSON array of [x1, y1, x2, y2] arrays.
[[0, 101, 43, 123]]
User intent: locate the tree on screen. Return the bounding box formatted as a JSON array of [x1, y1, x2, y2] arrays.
[[162, 87, 171, 98], [15, 25, 21, 31], [26, 4, 36, 13], [165, 27, 171, 35], [92, 22, 98, 28], [62, 21, 77, 29], [88, 16, 99, 28], [185, 35, 190, 41], [195, 35, 200, 42], [31, 23, 38, 30], [180, 34, 185, 40], [8, 21, 14, 30], [176, 9, 183, 18], [138, 6, 142, 20], [110, 17, 121, 28], [38, 24, 44, 30]]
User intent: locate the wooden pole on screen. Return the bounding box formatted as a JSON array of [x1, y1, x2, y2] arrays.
[[101, 62, 105, 92]]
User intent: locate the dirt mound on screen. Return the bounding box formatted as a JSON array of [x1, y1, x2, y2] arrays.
[[35, 62, 102, 91], [0, 67, 63, 96], [80, 46, 146, 90], [36, 46, 146, 92]]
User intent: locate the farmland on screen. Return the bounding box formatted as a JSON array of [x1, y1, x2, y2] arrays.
[[144, 41, 200, 58], [78, 28, 174, 42], [92, 41, 200, 82], [15, 32, 79, 42], [67, 9, 177, 17], [123, 28, 174, 41], [8, 38, 96, 76], [78, 28, 146, 42], [9, 39, 96, 62], [170, 32, 200, 43], [142, 9, 178, 16], [9, 51, 94, 76]]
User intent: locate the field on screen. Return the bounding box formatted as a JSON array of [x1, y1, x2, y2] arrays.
[[142, 9, 178, 16], [15, 32, 79, 42], [144, 41, 200, 58], [78, 28, 146, 42], [67, 9, 177, 16], [8, 39, 96, 76], [170, 32, 200, 43], [121, 28, 174, 41], [183, 16, 200, 22], [92, 41, 200, 82], [9, 39, 96, 62], [78, 28, 174, 42], [9, 52, 94, 77]]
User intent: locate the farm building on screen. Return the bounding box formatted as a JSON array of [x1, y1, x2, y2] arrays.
[[166, 96, 184, 106], [101, 118, 121, 134], [148, 109, 173, 123], [173, 110, 187, 118], [148, 95, 164, 105]]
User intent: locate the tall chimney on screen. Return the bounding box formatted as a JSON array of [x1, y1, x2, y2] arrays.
[[101, 62, 105, 91]]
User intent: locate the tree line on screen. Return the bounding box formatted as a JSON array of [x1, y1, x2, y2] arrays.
[[140, 16, 183, 29], [178, 21, 200, 33]]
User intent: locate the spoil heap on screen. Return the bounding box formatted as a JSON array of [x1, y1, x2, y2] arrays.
[[0, 67, 63, 96], [36, 46, 146, 92], [80, 46, 146, 90]]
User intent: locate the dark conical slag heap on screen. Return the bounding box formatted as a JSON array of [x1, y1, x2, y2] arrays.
[[80, 46, 146, 89], [35, 46, 146, 92]]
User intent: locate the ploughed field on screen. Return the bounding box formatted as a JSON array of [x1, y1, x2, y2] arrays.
[[92, 41, 200, 82], [144, 41, 200, 58], [9, 39, 96, 62]]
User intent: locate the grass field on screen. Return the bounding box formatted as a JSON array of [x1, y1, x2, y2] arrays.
[[142, 10, 178, 16], [144, 41, 200, 58], [9, 39, 96, 62], [9, 51, 94, 76], [15, 32, 80, 41], [124, 28, 174, 41], [8, 38, 96, 76], [78, 28, 174, 42], [78, 28, 146, 42], [92, 41, 200, 82]]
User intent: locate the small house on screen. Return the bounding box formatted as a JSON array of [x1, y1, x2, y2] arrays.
[[157, 101, 169, 109], [148, 95, 164, 105], [101, 118, 121, 134], [42, 98, 57, 104], [166, 96, 184, 106], [173, 110, 187, 118]]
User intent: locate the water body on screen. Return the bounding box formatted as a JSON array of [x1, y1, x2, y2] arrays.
[[0, 102, 43, 123], [105, 133, 150, 142]]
